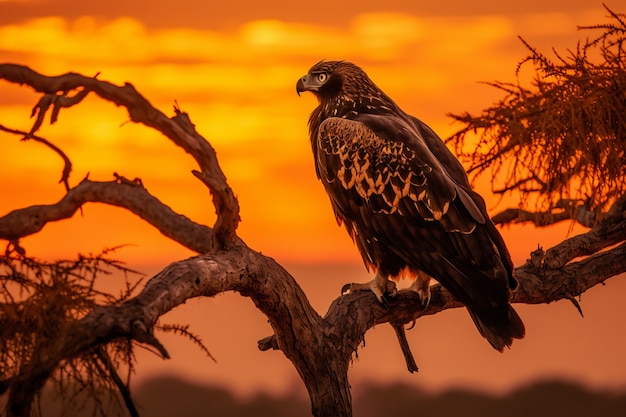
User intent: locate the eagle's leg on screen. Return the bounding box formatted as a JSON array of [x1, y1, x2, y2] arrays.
[[341, 271, 397, 305], [405, 270, 432, 307]]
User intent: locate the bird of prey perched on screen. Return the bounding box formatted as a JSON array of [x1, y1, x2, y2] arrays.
[[296, 60, 525, 351]]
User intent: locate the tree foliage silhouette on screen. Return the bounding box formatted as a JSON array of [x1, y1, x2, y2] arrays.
[[447, 5, 626, 226]]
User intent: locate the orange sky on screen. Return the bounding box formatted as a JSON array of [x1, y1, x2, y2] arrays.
[[1, 0, 624, 403]]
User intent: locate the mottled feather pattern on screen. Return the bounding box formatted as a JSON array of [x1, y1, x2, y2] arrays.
[[318, 118, 431, 216], [317, 117, 476, 234]]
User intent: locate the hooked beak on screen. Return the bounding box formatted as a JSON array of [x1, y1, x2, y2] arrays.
[[296, 74, 319, 97]]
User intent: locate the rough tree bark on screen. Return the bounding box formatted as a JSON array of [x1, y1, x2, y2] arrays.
[[1, 64, 625, 417]]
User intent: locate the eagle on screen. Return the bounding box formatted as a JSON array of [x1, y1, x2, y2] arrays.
[[296, 60, 525, 351]]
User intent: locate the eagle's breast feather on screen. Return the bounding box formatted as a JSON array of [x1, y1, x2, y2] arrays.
[[317, 116, 478, 233]]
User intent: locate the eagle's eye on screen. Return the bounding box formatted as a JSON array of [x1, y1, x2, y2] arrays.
[[317, 73, 328, 82]]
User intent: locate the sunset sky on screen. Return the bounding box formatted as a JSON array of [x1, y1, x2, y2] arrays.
[[1, 0, 624, 405]]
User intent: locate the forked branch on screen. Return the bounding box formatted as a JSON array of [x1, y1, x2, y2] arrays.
[[0, 63, 240, 250]]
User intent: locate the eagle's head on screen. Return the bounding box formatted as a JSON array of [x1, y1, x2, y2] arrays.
[[296, 60, 393, 117]]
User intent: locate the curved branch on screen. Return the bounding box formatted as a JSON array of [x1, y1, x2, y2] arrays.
[[492, 199, 598, 228], [0, 177, 213, 253], [513, 241, 626, 305], [0, 63, 240, 250], [540, 195, 626, 269], [0, 124, 73, 190]]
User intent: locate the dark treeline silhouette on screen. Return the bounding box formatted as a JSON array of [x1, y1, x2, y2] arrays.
[[353, 380, 626, 417], [20, 377, 626, 417]]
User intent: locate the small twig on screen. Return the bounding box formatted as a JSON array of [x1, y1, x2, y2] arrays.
[[391, 323, 418, 373], [564, 293, 585, 318], [257, 335, 279, 351], [94, 347, 139, 417], [50, 88, 90, 124], [530, 245, 545, 270], [156, 323, 216, 363], [113, 172, 144, 187], [29, 93, 54, 135], [0, 124, 73, 190], [130, 320, 170, 359]]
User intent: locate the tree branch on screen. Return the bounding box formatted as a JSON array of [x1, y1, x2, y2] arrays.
[[538, 195, 626, 269], [0, 63, 240, 250], [0, 177, 214, 253], [492, 198, 599, 228], [94, 347, 139, 417], [0, 124, 73, 190]]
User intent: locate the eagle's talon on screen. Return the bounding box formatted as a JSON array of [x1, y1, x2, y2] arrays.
[[340, 273, 396, 305], [380, 295, 390, 308], [407, 270, 432, 308], [386, 284, 398, 298]]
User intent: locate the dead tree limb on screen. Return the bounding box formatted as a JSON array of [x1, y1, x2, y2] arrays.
[[0, 177, 214, 253], [0, 124, 73, 190], [1, 64, 625, 417], [492, 198, 598, 228], [0, 63, 239, 250]]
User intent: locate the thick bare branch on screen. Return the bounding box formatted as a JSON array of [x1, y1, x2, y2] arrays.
[[0, 177, 213, 253], [5, 246, 331, 416], [539, 195, 626, 269], [0, 63, 240, 250]]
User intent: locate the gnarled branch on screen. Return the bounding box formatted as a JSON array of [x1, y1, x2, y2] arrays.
[[0, 177, 214, 253], [0, 63, 240, 250]]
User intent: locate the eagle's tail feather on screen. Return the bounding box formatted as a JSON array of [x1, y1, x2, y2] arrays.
[[468, 305, 525, 352]]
